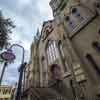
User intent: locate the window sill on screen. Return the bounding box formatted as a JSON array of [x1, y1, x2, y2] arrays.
[[63, 72, 71, 78]]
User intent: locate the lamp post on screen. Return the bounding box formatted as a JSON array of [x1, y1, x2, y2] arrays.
[[0, 44, 26, 100], [9, 44, 25, 64], [0, 49, 16, 85], [8, 44, 26, 100]]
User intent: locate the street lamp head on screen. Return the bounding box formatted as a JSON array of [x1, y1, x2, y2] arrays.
[[0, 49, 16, 62]]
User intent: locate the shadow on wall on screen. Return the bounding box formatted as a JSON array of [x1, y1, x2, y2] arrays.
[[51, 80, 74, 100]]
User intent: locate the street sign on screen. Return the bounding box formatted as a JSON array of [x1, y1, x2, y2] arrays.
[[0, 49, 16, 62], [0, 86, 12, 99]]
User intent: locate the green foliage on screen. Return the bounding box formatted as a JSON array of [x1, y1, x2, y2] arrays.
[[0, 11, 15, 49], [0, 58, 4, 64]]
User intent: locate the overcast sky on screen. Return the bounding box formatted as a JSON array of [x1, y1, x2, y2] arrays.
[[0, 0, 53, 86]]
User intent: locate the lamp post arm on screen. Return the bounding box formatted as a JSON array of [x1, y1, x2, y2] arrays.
[[9, 44, 25, 64], [8, 44, 26, 100]]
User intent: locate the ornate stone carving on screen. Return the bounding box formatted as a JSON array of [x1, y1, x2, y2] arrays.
[[42, 22, 54, 41]]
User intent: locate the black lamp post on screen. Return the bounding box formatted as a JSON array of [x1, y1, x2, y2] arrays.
[[0, 49, 16, 85], [0, 44, 26, 100], [7, 44, 26, 100]]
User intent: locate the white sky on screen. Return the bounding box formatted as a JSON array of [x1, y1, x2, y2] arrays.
[[0, 0, 53, 86]]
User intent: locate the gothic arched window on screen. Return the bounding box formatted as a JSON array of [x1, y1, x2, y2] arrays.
[[86, 53, 100, 75], [46, 40, 59, 65], [58, 41, 70, 73], [65, 16, 76, 29], [41, 56, 48, 86], [50, 64, 62, 81], [92, 41, 100, 52], [59, 41, 65, 58], [95, 1, 100, 15], [71, 7, 84, 21]]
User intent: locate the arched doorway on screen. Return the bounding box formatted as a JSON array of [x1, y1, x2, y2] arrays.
[[50, 64, 62, 81]]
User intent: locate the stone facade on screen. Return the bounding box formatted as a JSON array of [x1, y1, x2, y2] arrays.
[[50, 0, 100, 99], [22, 0, 100, 100], [22, 19, 86, 100], [30, 19, 86, 100], [22, 36, 40, 100]]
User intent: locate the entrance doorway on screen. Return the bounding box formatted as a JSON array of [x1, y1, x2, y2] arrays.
[[50, 64, 62, 81]]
